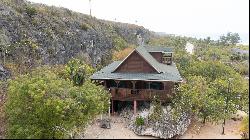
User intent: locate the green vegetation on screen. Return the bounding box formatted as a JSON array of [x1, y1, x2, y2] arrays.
[[113, 36, 127, 51], [147, 32, 249, 134], [149, 96, 163, 122], [135, 116, 145, 126], [64, 58, 95, 86], [80, 23, 92, 31], [4, 64, 110, 138], [0, 0, 248, 137], [219, 32, 241, 46], [25, 5, 37, 17], [240, 116, 249, 139]]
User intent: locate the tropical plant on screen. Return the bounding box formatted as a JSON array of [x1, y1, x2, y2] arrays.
[[65, 58, 95, 86], [135, 116, 145, 126]]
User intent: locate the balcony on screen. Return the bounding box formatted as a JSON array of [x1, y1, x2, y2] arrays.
[[109, 88, 173, 101]]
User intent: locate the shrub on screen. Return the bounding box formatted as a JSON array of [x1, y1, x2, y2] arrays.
[[64, 58, 95, 86], [25, 6, 37, 17], [5, 67, 110, 139], [113, 36, 127, 51], [240, 116, 249, 139], [135, 116, 144, 126], [149, 96, 163, 122], [80, 23, 92, 31]]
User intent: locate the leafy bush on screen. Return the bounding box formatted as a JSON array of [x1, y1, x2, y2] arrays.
[[65, 58, 95, 86], [149, 96, 163, 122], [135, 116, 144, 126], [112, 36, 127, 51], [25, 6, 37, 17], [5, 67, 110, 139], [80, 23, 92, 31], [240, 116, 249, 139]]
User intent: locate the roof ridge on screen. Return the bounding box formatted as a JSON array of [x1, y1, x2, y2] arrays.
[[135, 46, 162, 73]]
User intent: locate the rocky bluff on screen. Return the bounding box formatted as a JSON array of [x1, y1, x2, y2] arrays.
[[0, 0, 151, 67]]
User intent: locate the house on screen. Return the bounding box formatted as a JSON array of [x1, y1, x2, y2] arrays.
[[90, 45, 183, 114]]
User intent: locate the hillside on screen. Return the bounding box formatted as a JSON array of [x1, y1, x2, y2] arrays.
[[0, 0, 151, 67]]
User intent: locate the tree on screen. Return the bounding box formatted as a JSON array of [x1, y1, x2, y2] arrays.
[[171, 76, 220, 124], [210, 75, 248, 134], [5, 67, 110, 139], [64, 58, 95, 86], [149, 95, 163, 122], [219, 32, 241, 46]]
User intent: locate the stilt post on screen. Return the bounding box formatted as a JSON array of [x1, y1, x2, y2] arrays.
[[111, 100, 114, 115], [134, 100, 137, 115]]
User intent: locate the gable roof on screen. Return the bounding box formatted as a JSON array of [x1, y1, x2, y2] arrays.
[[90, 45, 182, 82], [90, 61, 182, 82], [113, 46, 162, 73]]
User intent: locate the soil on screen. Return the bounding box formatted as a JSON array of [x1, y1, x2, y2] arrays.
[[84, 115, 242, 139]]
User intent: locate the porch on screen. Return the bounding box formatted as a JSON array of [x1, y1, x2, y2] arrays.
[[93, 79, 178, 115], [110, 88, 173, 101], [103, 80, 175, 101]]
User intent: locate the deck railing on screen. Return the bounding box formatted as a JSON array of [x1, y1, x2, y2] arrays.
[[109, 87, 173, 101]]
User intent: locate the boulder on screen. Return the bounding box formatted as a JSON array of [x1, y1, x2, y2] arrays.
[[120, 105, 191, 139], [231, 110, 248, 121], [99, 118, 111, 129]]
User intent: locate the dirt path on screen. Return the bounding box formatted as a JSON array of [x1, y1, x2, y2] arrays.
[[84, 116, 156, 139], [180, 119, 242, 139], [84, 116, 242, 139]]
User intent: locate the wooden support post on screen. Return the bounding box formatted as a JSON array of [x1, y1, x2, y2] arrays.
[[132, 81, 136, 89], [131, 81, 136, 94], [133, 100, 137, 115], [103, 80, 107, 89], [108, 100, 111, 117], [148, 82, 151, 98], [163, 82, 167, 90], [111, 100, 114, 115], [115, 80, 120, 88]]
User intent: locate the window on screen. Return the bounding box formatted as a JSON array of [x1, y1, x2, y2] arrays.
[[162, 53, 172, 65]]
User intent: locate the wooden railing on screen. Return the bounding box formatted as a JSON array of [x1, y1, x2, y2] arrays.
[[109, 88, 173, 101]]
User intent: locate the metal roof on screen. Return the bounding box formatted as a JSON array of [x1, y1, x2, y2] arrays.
[[91, 61, 182, 82], [90, 46, 182, 82], [144, 45, 173, 52]]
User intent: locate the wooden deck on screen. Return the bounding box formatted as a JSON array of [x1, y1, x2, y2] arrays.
[[109, 87, 173, 101]]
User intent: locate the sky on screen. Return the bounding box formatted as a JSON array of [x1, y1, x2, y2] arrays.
[[28, 0, 249, 44]]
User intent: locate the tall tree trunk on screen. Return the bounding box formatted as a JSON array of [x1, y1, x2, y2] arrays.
[[222, 118, 225, 135], [203, 116, 206, 124]]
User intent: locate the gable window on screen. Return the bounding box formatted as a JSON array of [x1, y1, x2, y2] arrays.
[[162, 53, 172, 65]]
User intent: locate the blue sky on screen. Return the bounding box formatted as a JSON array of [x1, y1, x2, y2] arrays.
[[28, 0, 249, 44]]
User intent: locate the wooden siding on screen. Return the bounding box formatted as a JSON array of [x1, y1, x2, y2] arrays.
[[149, 52, 163, 63], [115, 51, 157, 73]]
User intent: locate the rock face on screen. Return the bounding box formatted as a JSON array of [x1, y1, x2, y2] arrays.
[[120, 106, 191, 139], [0, 0, 151, 67], [0, 64, 10, 80]]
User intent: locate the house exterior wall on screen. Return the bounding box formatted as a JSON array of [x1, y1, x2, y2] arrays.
[[149, 52, 163, 63], [115, 51, 157, 73]]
